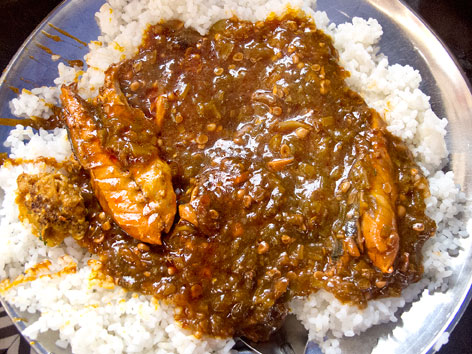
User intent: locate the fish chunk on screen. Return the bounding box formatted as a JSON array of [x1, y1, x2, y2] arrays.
[[61, 85, 176, 244], [361, 112, 399, 273]]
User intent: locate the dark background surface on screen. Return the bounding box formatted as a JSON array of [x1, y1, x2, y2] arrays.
[[0, 0, 471, 353]]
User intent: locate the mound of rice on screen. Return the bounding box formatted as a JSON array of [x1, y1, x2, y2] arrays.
[[1, 0, 468, 353]]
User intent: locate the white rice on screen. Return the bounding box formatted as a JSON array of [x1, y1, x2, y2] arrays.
[[0, 1, 468, 353]]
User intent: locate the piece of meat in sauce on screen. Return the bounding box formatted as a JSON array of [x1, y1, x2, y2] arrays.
[[360, 112, 400, 274], [60, 84, 176, 245]]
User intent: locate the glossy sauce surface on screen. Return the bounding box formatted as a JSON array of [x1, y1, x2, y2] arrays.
[[18, 13, 435, 341]]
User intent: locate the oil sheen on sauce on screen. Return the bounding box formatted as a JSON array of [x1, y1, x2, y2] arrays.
[[17, 13, 435, 342]]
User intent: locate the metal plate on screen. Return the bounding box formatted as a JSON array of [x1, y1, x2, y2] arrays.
[[1, 0, 471, 353]]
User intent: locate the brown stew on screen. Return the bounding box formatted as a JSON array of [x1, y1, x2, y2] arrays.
[[17, 13, 435, 341]]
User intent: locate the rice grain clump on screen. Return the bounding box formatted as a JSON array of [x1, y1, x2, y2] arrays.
[[0, 1, 468, 354]]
